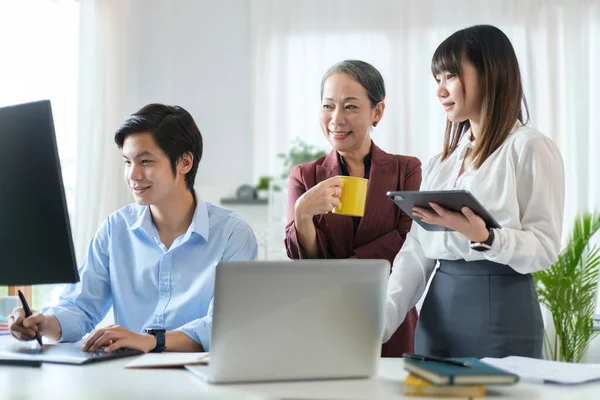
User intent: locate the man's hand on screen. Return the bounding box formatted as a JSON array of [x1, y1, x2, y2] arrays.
[[82, 325, 156, 353], [413, 203, 489, 242], [8, 308, 46, 341]]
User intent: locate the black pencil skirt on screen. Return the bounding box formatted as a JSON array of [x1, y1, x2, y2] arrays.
[[415, 258, 544, 359]]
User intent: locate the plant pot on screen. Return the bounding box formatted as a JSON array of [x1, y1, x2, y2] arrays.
[[256, 189, 269, 200]]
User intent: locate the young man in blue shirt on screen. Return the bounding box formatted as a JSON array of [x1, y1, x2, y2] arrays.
[[8, 104, 257, 353]]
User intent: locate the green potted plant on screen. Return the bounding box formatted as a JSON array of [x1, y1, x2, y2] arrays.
[[534, 211, 600, 362], [255, 176, 273, 200], [277, 138, 327, 179]]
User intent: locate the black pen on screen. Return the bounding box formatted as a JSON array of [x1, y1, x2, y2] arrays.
[[17, 290, 43, 347], [403, 352, 471, 367]]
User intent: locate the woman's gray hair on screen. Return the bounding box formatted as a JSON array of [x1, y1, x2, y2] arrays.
[[320, 60, 386, 108]]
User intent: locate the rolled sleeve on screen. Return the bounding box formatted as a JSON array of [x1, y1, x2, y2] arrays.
[[179, 221, 258, 350], [44, 305, 93, 343], [42, 219, 113, 342], [177, 299, 213, 350]]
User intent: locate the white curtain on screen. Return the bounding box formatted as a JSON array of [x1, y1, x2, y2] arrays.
[[73, 0, 134, 262], [0, 0, 79, 206], [251, 0, 600, 361], [251, 0, 600, 232]]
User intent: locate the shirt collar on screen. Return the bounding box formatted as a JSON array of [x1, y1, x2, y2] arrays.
[[129, 206, 153, 232], [187, 199, 209, 241], [460, 121, 523, 150], [459, 129, 476, 149], [128, 199, 210, 242], [337, 151, 372, 178]]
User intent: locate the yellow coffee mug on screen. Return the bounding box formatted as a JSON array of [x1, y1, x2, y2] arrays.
[[332, 176, 368, 217]]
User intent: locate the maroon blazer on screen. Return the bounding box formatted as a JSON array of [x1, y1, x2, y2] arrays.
[[285, 141, 422, 357]]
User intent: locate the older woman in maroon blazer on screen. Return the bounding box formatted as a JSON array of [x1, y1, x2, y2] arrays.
[[284, 60, 422, 357]]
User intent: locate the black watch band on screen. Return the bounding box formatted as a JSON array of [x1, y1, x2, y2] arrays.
[[470, 228, 495, 252], [145, 329, 166, 353]]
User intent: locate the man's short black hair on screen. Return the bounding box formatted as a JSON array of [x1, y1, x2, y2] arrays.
[[114, 104, 203, 192]]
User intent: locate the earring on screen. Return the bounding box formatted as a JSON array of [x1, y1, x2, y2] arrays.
[[373, 121, 378, 127]]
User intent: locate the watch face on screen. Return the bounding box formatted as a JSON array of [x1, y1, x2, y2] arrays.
[[470, 243, 492, 252]]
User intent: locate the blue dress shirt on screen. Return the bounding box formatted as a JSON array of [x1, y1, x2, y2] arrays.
[[43, 199, 258, 350]]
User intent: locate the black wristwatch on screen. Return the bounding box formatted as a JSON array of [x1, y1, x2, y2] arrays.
[[470, 228, 495, 252], [145, 329, 166, 353]]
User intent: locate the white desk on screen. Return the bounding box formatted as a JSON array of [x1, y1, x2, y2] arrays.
[[1, 352, 599, 399]]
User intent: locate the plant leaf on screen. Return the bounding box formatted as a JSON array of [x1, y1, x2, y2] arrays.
[[534, 212, 600, 362]]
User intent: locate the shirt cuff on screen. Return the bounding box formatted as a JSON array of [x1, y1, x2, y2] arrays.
[[176, 316, 212, 351], [483, 228, 512, 265], [43, 306, 86, 343]]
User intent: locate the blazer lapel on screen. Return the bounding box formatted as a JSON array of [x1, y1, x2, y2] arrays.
[[355, 143, 399, 242], [316, 149, 354, 255]]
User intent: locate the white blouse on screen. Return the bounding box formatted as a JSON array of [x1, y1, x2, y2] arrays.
[[383, 124, 565, 342]]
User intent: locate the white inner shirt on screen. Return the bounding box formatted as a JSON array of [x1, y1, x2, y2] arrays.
[[383, 124, 565, 341]]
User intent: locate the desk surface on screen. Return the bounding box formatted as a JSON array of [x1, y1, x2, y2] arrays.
[[0, 334, 599, 400], [1, 355, 599, 400]]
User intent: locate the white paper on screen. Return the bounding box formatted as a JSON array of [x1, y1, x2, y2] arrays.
[[481, 356, 600, 385], [125, 352, 210, 369]]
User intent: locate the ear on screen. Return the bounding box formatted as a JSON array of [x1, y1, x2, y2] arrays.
[[372, 101, 385, 126], [177, 152, 194, 175]]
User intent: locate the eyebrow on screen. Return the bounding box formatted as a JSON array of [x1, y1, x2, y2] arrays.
[[122, 151, 155, 159], [323, 97, 360, 102]]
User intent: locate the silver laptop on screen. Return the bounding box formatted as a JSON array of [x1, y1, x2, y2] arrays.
[[187, 260, 388, 384]]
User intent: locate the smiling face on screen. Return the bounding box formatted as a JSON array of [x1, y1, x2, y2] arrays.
[[121, 132, 191, 206], [435, 58, 483, 124], [319, 72, 384, 154]]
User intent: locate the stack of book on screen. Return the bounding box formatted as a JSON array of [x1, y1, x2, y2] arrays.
[[0, 316, 9, 336], [402, 353, 519, 398], [403, 374, 486, 398]]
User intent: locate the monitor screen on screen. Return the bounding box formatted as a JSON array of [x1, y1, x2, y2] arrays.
[[0, 100, 79, 285]]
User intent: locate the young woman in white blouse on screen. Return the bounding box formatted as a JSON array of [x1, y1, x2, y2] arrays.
[[383, 25, 565, 358]]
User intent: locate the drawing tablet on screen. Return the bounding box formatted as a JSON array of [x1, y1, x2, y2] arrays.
[[0, 342, 143, 365]]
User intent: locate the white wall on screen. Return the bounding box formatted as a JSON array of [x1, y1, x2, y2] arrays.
[[119, 0, 253, 203]]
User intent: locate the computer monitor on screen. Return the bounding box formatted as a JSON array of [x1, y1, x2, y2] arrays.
[[0, 100, 79, 285]]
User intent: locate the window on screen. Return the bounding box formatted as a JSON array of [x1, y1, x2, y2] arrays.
[[0, 0, 79, 310]]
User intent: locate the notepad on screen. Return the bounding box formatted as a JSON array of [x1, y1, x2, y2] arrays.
[[481, 356, 600, 385], [403, 357, 519, 385], [125, 352, 210, 369], [403, 374, 486, 397]]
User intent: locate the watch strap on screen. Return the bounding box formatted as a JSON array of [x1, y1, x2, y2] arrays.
[[470, 228, 495, 251], [145, 329, 166, 353]]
